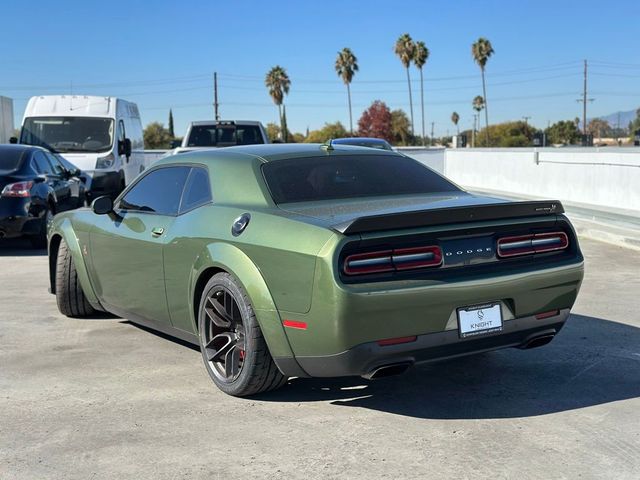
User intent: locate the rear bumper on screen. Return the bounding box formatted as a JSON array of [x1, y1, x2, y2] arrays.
[[292, 309, 569, 378], [0, 199, 41, 238]]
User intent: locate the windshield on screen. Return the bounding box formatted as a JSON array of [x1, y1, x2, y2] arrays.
[[20, 117, 114, 153], [0, 148, 26, 172], [263, 154, 460, 204], [186, 124, 264, 147]]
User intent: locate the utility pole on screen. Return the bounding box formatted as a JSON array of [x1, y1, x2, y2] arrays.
[[576, 60, 594, 135], [430, 122, 435, 147], [213, 72, 220, 121], [522, 116, 531, 127]]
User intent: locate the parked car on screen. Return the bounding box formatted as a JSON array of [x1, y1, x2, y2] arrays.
[[48, 144, 584, 396], [18, 95, 146, 199], [1, 144, 87, 247], [332, 137, 393, 150], [165, 120, 269, 156]]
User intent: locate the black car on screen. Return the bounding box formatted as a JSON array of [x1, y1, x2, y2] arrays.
[[0, 144, 88, 248]]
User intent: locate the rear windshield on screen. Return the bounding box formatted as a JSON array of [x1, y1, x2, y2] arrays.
[[262, 154, 460, 204], [0, 149, 26, 172], [186, 124, 264, 147]]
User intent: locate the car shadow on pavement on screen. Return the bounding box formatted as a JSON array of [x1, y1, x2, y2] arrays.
[[257, 314, 640, 419], [0, 239, 46, 256]]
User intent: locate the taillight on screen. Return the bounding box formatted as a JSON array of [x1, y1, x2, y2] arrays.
[[497, 231, 568, 258], [1, 181, 33, 198], [344, 245, 442, 275]]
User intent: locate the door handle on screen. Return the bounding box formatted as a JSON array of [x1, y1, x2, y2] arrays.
[[151, 227, 164, 237]]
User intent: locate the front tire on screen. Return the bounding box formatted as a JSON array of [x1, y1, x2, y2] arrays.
[[55, 239, 95, 317], [198, 273, 287, 397]]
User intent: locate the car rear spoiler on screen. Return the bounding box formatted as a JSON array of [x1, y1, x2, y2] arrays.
[[333, 201, 565, 235]]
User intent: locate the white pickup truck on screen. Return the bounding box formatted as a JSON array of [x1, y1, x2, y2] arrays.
[[166, 120, 269, 156]]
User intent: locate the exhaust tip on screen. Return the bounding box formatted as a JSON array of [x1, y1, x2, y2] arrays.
[[364, 362, 412, 380], [522, 334, 555, 349]]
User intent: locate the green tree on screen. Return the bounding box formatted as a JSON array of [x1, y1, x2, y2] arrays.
[[305, 122, 348, 143], [472, 37, 494, 146], [475, 120, 535, 147], [335, 47, 359, 135], [391, 109, 412, 145], [265, 65, 291, 142], [168, 109, 175, 138], [413, 41, 429, 146], [545, 120, 581, 145], [143, 122, 172, 149], [451, 111, 460, 135], [394, 33, 416, 136]]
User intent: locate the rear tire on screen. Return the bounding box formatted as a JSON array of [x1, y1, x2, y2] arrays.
[[55, 239, 95, 317], [30, 207, 53, 249], [198, 273, 287, 397]]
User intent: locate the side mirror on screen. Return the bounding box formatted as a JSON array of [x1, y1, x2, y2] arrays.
[[92, 196, 113, 215], [170, 139, 181, 149], [9, 137, 18, 144], [118, 138, 132, 157]]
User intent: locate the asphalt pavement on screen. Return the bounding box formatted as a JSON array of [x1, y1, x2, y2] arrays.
[[1, 237, 639, 479]]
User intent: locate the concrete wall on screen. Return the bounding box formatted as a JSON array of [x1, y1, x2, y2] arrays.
[[402, 147, 640, 213], [0, 96, 14, 143]]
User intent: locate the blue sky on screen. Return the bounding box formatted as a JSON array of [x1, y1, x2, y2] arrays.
[[1, 0, 638, 137]]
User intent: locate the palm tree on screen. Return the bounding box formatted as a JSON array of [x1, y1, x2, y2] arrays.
[[471, 38, 494, 146], [335, 48, 359, 135], [395, 33, 416, 138], [413, 41, 429, 146], [265, 66, 291, 141], [473, 96, 485, 147], [451, 111, 460, 135]]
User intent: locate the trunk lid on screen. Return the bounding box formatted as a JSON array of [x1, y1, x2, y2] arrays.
[[278, 193, 563, 234]]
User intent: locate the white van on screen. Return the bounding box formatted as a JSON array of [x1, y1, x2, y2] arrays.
[[19, 95, 145, 198]]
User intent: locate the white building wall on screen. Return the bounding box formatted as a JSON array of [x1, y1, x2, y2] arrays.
[[402, 147, 640, 213]]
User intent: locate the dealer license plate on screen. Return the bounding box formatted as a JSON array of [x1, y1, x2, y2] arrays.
[[457, 302, 503, 338]]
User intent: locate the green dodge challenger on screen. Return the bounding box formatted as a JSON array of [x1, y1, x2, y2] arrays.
[[48, 144, 584, 396]]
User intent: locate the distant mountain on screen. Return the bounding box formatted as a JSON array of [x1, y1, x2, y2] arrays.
[[596, 108, 639, 129]]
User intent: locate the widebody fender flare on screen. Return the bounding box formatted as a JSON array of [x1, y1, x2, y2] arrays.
[[48, 218, 101, 310], [190, 242, 297, 361]]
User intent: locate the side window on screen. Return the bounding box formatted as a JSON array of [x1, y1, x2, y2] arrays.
[[45, 152, 66, 175], [179, 167, 212, 213], [32, 152, 54, 175], [119, 166, 190, 215]]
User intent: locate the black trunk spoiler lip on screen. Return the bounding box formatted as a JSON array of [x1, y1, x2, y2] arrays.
[[333, 200, 565, 235]]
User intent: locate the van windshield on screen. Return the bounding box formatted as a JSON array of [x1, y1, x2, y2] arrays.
[[20, 117, 114, 153]]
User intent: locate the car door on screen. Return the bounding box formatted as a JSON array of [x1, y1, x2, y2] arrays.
[[46, 152, 82, 209], [163, 166, 213, 332], [32, 151, 72, 211], [88, 165, 191, 324]]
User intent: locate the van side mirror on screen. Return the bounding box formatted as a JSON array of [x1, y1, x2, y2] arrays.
[[118, 138, 132, 157], [9, 137, 18, 144], [170, 139, 181, 149], [92, 196, 113, 215]]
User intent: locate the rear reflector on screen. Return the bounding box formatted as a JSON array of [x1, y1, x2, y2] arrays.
[[377, 336, 417, 347], [283, 319, 307, 330], [535, 309, 559, 320], [344, 245, 442, 275], [497, 232, 568, 258]]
